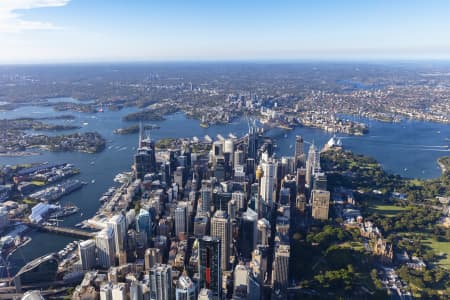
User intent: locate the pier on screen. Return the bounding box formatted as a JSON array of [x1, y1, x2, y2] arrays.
[[14, 220, 96, 239]]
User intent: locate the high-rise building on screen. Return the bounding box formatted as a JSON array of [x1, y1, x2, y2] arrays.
[[313, 172, 327, 191], [233, 150, 244, 168], [311, 189, 330, 220], [134, 147, 156, 180], [294, 135, 306, 168], [296, 168, 306, 195], [112, 283, 127, 300], [108, 214, 127, 254], [239, 208, 258, 259], [305, 144, 315, 189], [136, 209, 152, 246], [130, 281, 143, 300], [247, 124, 257, 160], [145, 248, 162, 271], [175, 204, 187, 236], [234, 264, 250, 299], [260, 161, 275, 207], [200, 187, 212, 213], [78, 239, 96, 270], [198, 289, 213, 300], [257, 218, 270, 246], [175, 273, 196, 300], [99, 282, 113, 300], [231, 191, 246, 211], [193, 214, 209, 237], [95, 227, 115, 269], [272, 245, 290, 291], [211, 210, 231, 271], [149, 264, 172, 300], [198, 236, 221, 299]]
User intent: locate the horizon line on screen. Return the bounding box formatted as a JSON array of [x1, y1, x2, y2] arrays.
[[2, 57, 450, 66]]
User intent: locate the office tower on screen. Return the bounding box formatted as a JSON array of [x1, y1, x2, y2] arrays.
[[272, 245, 290, 291], [78, 239, 96, 270], [136, 209, 152, 246], [134, 145, 156, 180], [239, 208, 258, 259], [251, 245, 270, 284], [130, 281, 143, 300], [227, 199, 237, 220], [198, 236, 221, 299], [108, 214, 127, 254], [200, 187, 212, 213], [313, 172, 327, 191], [149, 264, 172, 300], [234, 264, 250, 298], [296, 194, 307, 214], [279, 187, 290, 206], [175, 273, 196, 300], [211, 210, 231, 271], [296, 168, 306, 195], [233, 150, 244, 168], [248, 273, 261, 300], [112, 283, 127, 300], [145, 248, 162, 271], [247, 124, 257, 159], [174, 166, 186, 190], [99, 282, 113, 300], [294, 135, 306, 168], [305, 144, 316, 189], [233, 165, 246, 183], [257, 218, 270, 246], [193, 214, 209, 237], [231, 191, 245, 211], [224, 139, 234, 155], [175, 204, 187, 236], [311, 189, 330, 220], [198, 289, 213, 300], [260, 161, 275, 207], [95, 228, 115, 269]]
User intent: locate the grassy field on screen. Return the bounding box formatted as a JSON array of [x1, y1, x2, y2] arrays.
[[422, 238, 450, 269], [367, 201, 410, 217]]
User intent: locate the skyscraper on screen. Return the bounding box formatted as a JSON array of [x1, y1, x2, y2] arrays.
[[239, 208, 258, 259], [145, 248, 162, 271], [134, 147, 156, 180], [175, 273, 196, 300], [136, 209, 152, 246], [200, 187, 213, 213], [311, 189, 330, 220], [305, 144, 316, 189], [211, 210, 231, 271], [198, 236, 221, 299], [247, 123, 257, 160], [272, 244, 290, 291], [95, 227, 115, 269], [175, 204, 187, 236], [260, 160, 275, 207], [78, 239, 96, 270], [149, 264, 172, 300], [108, 214, 127, 254], [294, 135, 306, 168]]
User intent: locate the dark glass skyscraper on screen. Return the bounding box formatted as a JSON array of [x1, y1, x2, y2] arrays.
[[198, 236, 221, 299]]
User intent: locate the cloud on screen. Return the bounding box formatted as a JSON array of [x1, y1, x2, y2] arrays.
[[0, 0, 70, 33]]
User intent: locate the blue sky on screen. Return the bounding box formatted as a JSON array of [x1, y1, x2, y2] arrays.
[[1, 0, 450, 63]]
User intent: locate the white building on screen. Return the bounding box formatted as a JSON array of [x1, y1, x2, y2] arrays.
[[95, 228, 115, 269], [78, 239, 96, 270]]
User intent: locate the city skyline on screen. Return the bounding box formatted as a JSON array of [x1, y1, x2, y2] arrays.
[[1, 0, 450, 63]]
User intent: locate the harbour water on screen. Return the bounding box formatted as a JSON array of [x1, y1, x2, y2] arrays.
[[1, 98, 449, 273]]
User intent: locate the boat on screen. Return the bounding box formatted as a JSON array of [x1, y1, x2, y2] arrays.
[[82, 122, 89, 126], [91, 179, 96, 184], [200, 122, 210, 128], [48, 204, 80, 218]]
